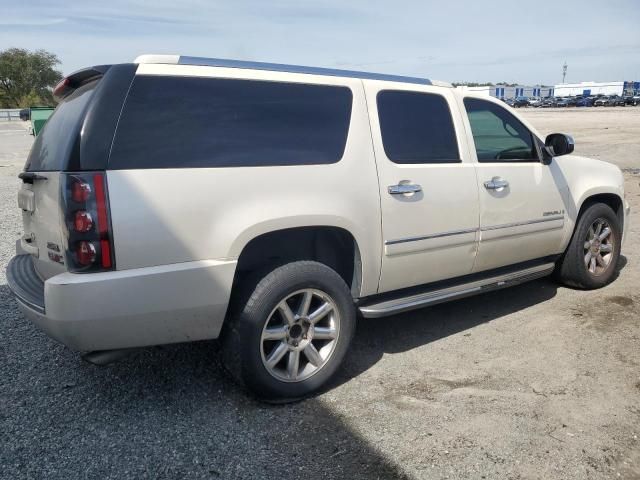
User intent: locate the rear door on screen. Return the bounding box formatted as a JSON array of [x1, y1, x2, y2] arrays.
[[364, 81, 480, 293], [461, 96, 567, 272], [19, 81, 98, 279]]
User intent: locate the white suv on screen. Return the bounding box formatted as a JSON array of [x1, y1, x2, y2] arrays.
[[7, 55, 630, 401]]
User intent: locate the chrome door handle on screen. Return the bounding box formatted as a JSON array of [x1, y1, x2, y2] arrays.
[[484, 177, 509, 190], [388, 183, 422, 195]]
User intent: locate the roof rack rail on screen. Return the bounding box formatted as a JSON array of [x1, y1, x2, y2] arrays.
[[134, 54, 436, 86]]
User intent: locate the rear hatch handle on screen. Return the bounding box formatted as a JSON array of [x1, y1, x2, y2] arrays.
[[18, 172, 48, 184]]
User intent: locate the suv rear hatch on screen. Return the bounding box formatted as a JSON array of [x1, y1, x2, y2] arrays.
[[18, 64, 136, 280]]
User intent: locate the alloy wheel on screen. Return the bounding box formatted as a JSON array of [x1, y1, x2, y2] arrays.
[[583, 218, 615, 276], [260, 289, 340, 382]]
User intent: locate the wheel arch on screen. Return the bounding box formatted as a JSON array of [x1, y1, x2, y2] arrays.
[[230, 224, 364, 298], [576, 191, 624, 231]]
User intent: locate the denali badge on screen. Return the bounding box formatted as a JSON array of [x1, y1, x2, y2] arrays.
[[543, 210, 564, 216]]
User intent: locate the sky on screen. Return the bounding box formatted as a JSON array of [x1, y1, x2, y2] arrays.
[[1, 0, 639, 86]]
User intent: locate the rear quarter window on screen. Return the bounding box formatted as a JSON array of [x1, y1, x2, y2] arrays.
[[25, 81, 97, 172], [109, 76, 353, 169]]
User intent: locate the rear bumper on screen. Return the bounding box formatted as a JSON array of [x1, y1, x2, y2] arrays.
[[6, 254, 45, 314], [6, 254, 236, 351]]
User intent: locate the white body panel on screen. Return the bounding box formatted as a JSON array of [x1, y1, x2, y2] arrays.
[[551, 154, 627, 247], [18, 259, 235, 351], [18, 173, 67, 279], [454, 93, 568, 271], [109, 64, 382, 297], [471, 161, 567, 271], [363, 80, 480, 292]]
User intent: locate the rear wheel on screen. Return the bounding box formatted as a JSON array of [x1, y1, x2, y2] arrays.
[[556, 203, 621, 289], [220, 261, 356, 402]]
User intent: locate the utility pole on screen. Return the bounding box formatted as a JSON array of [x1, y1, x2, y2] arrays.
[[562, 61, 567, 84]]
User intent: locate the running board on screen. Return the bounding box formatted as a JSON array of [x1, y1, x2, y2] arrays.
[[359, 262, 555, 318]]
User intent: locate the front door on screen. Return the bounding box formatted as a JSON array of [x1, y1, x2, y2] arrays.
[[461, 97, 568, 273], [364, 81, 480, 293]]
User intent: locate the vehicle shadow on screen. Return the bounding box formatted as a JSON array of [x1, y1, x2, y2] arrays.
[[0, 283, 409, 479], [335, 253, 628, 387], [334, 276, 560, 388]]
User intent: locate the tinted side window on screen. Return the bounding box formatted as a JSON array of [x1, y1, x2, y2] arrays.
[[463, 98, 538, 162], [109, 76, 353, 169], [25, 81, 97, 172], [377, 90, 460, 164]]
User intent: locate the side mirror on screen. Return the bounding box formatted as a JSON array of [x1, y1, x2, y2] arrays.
[[544, 133, 575, 158]]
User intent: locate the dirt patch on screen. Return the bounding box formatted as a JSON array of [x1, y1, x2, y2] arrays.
[[571, 294, 638, 332], [607, 295, 634, 307]]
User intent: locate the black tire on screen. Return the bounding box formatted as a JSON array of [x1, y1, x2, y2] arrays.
[[220, 261, 356, 402], [556, 203, 621, 289]]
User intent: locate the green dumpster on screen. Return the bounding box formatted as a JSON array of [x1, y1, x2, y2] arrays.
[[30, 107, 55, 136]]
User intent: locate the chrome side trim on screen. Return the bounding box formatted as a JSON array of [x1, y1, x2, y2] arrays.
[[481, 215, 564, 232], [359, 262, 554, 318], [384, 216, 564, 246], [177, 56, 433, 85], [385, 227, 478, 246]]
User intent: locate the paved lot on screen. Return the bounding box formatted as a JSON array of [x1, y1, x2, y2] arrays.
[[0, 108, 639, 479]]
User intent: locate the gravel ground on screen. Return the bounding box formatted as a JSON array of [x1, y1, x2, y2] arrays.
[[0, 108, 639, 479]]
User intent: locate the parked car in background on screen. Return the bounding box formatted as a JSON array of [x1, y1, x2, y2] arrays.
[[594, 96, 610, 107], [528, 97, 543, 107], [6, 54, 631, 401], [555, 97, 575, 107], [632, 94, 640, 106], [504, 97, 515, 107], [513, 96, 530, 108], [594, 95, 625, 107], [608, 95, 626, 106], [576, 96, 595, 107], [540, 97, 559, 108]]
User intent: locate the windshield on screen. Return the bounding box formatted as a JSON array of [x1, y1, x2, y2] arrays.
[[25, 81, 97, 172]]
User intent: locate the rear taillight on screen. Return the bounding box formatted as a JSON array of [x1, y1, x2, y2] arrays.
[[76, 241, 97, 266], [63, 173, 115, 272], [73, 211, 93, 232], [72, 181, 91, 202]]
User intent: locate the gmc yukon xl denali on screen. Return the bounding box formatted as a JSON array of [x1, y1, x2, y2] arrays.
[[7, 55, 630, 401]]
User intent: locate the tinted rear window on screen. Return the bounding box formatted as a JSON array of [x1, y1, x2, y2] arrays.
[[377, 90, 460, 164], [109, 76, 353, 169], [25, 81, 97, 172]]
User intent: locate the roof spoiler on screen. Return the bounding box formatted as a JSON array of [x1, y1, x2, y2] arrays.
[[53, 65, 112, 102]]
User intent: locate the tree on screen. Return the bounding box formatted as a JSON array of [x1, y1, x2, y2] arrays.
[[0, 48, 62, 108]]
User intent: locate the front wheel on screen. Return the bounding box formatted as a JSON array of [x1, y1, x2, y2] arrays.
[[555, 203, 621, 289], [220, 261, 356, 402]]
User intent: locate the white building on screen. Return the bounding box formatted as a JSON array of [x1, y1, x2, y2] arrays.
[[457, 85, 553, 99], [553, 81, 624, 97]]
